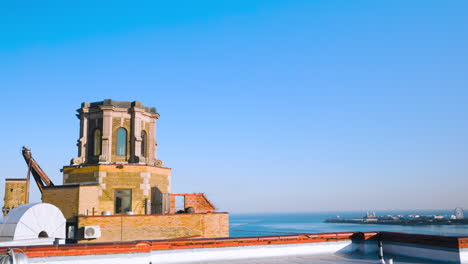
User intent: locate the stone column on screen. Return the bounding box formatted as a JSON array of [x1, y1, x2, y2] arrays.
[[148, 116, 162, 167], [148, 118, 156, 165], [130, 102, 144, 164], [71, 104, 89, 165], [100, 107, 113, 163]]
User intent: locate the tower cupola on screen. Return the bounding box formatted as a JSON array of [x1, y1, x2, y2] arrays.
[[71, 99, 162, 166]]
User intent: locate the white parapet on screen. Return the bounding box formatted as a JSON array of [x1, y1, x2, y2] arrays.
[[383, 242, 461, 263], [28, 240, 353, 264], [149, 240, 353, 263]]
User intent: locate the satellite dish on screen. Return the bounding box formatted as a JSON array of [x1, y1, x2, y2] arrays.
[[455, 207, 464, 219]]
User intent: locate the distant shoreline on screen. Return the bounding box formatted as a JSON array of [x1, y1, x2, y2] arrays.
[[325, 218, 468, 226]]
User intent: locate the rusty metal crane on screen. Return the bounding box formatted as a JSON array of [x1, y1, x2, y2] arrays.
[[22, 146, 54, 194]]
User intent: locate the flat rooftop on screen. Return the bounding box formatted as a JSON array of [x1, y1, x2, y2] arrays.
[[8, 232, 466, 264], [26, 251, 443, 264], [205, 253, 440, 264]]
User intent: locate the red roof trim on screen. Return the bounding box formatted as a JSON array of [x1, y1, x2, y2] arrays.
[[4, 231, 468, 258]]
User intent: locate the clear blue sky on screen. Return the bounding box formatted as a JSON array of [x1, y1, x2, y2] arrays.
[[1, 0, 467, 214]]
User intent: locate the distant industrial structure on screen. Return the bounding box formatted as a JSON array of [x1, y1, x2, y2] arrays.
[[327, 208, 466, 225]]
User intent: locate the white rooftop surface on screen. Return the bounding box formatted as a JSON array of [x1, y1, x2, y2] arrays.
[[25, 239, 450, 264], [29, 252, 442, 264], [202, 253, 441, 264]]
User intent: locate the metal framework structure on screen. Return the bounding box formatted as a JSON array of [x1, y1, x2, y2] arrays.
[[21, 146, 54, 194]]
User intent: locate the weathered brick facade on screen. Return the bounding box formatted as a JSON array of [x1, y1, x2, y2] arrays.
[[42, 184, 99, 221], [77, 213, 229, 243], [170, 194, 216, 214], [2, 179, 28, 216], [61, 164, 171, 216]]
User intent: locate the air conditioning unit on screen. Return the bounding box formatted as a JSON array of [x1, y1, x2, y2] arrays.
[[84, 226, 101, 239]]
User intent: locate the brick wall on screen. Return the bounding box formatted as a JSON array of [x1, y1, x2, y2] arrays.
[[42, 186, 80, 221], [62, 164, 171, 215], [42, 184, 100, 221], [64, 172, 96, 184], [78, 185, 100, 216], [170, 194, 216, 213], [77, 212, 229, 243], [3, 179, 28, 215]]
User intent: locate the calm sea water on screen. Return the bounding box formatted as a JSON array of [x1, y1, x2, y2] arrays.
[[229, 211, 468, 237]]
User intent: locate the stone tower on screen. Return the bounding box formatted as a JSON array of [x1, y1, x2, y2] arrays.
[[71, 99, 162, 166], [58, 100, 171, 215]]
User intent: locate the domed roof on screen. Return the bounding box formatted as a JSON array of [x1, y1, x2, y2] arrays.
[[0, 203, 66, 241]]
